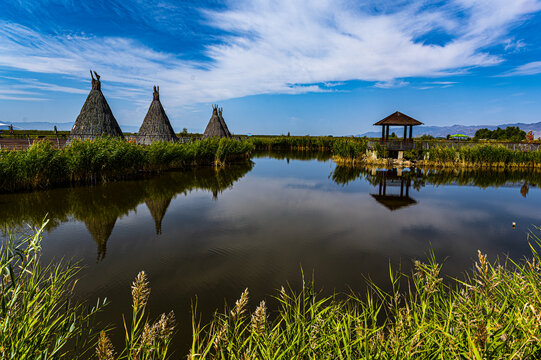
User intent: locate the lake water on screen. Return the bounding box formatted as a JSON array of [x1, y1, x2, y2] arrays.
[[1, 151, 541, 353]]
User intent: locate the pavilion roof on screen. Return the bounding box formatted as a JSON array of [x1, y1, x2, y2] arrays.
[[374, 111, 423, 126]]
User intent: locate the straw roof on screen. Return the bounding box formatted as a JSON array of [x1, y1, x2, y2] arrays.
[[218, 107, 232, 137], [68, 71, 124, 143], [203, 105, 231, 138], [374, 111, 423, 126], [136, 86, 178, 145]]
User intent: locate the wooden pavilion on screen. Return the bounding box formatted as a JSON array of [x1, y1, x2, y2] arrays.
[[374, 111, 423, 152]]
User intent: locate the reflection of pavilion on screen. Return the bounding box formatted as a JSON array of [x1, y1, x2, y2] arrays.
[[370, 169, 418, 211]]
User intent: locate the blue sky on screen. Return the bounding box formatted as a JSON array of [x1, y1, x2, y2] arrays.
[[1, 0, 541, 135]]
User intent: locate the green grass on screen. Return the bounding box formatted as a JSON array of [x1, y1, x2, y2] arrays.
[[1, 224, 177, 360], [0, 138, 253, 192], [248, 136, 343, 151], [425, 144, 541, 167], [2, 224, 541, 359], [0, 222, 106, 359], [190, 247, 541, 359]]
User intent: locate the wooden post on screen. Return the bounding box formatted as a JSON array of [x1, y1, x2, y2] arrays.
[[403, 125, 407, 140], [381, 125, 384, 141], [385, 125, 389, 140], [409, 125, 413, 139]]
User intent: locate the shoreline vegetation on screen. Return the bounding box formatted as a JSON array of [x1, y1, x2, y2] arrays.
[[0, 137, 253, 193], [3, 135, 541, 193], [2, 224, 540, 359]]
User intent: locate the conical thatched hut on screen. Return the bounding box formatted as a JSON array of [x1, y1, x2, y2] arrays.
[[203, 105, 231, 138], [136, 86, 177, 145], [68, 70, 124, 143], [218, 107, 232, 137]]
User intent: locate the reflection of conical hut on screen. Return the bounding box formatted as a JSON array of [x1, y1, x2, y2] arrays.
[[203, 105, 231, 138], [218, 107, 232, 137], [84, 215, 117, 261], [145, 197, 172, 235], [136, 86, 177, 145], [68, 71, 124, 143]]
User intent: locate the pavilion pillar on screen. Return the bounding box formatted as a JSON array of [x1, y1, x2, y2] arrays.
[[385, 125, 389, 140], [409, 125, 413, 139], [403, 125, 407, 140], [381, 126, 385, 141]]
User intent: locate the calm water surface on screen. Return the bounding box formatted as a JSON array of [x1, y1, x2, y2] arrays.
[[1, 151, 540, 352]]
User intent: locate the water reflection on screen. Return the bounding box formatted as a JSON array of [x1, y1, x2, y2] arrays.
[[0, 162, 253, 260], [370, 169, 420, 211], [1, 154, 541, 354], [331, 165, 541, 200]]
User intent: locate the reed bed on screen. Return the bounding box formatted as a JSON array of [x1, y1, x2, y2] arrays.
[[0, 224, 176, 359], [1, 224, 541, 358], [190, 247, 541, 359], [0, 222, 106, 359], [331, 138, 369, 164], [249, 136, 342, 151], [423, 144, 541, 168], [0, 138, 253, 192]]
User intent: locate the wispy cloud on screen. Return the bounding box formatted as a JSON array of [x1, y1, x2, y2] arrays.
[[500, 61, 541, 76], [0, 0, 539, 106], [374, 80, 410, 89]]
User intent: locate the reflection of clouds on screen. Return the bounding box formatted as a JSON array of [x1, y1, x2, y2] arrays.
[[28, 161, 541, 353]]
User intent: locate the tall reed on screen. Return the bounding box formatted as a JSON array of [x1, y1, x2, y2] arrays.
[[190, 246, 541, 359], [0, 138, 253, 192], [0, 222, 106, 359]]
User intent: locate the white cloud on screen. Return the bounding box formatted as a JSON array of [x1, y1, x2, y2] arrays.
[[374, 79, 410, 89], [0, 0, 539, 109], [501, 61, 541, 76]]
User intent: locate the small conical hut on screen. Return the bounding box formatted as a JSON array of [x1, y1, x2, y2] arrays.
[[145, 196, 172, 235], [68, 70, 124, 143], [136, 86, 177, 145], [218, 107, 232, 137], [203, 105, 231, 138]]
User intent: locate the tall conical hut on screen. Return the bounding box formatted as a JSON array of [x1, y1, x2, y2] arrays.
[[68, 71, 124, 144], [203, 105, 231, 138], [218, 107, 232, 137], [136, 86, 178, 145]]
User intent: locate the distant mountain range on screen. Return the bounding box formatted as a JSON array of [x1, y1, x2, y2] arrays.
[[360, 121, 541, 138], [0, 121, 139, 133]]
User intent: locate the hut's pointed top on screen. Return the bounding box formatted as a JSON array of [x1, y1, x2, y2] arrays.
[[204, 104, 231, 138], [135, 86, 177, 145], [68, 71, 124, 143], [90, 70, 101, 91]]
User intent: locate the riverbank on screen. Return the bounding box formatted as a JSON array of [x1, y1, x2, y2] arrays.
[[333, 142, 541, 169], [0, 137, 253, 193], [3, 224, 540, 359]]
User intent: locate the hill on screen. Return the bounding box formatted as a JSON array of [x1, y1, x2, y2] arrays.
[[360, 121, 541, 138]]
